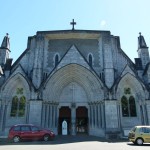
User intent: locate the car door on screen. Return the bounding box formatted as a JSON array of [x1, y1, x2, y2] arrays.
[[20, 125, 32, 140], [143, 127, 150, 142], [140, 127, 150, 143], [31, 126, 42, 140]]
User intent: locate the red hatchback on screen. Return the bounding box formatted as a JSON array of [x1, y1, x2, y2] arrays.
[[8, 124, 55, 143]]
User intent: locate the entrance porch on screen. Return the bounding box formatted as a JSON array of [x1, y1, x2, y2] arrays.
[[58, 106, 88, 135]]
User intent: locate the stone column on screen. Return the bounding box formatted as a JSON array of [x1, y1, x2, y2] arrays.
[[0, 103, 7, 131], [97, 104, 101, 128], [144, 104, 148, 125], [142, 103, 147, 125], [44, 104, 47, 127], [91, 104, 94, 128], [48, 105, 51, 128], [0, 100, 2, 131], [53, 104, 56, 128], [71, 105, 76, 135], [41, 102, 46, 127], [55, 104, 58, 128], [0, 100, 1, 113], [4, 104, 7, 131], [52, 105, 55, 128], [0, 104, 6, 131], [94, 104, 97, 128], [46, 103, 49, 128], [89, 105, 92, 127], [117, 101, 121, 130], [146, 100, 150, 124], [49, 104, 53, 128], [93, 104, 95, 128], [101, 102, 105, 128], [26, 101, 30, 124]]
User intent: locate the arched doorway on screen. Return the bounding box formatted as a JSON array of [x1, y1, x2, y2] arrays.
[[58, 107, 71, 135], [76, 107, 88, 134]]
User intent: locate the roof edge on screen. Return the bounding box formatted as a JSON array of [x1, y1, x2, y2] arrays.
[[37, 29, 111, 34]]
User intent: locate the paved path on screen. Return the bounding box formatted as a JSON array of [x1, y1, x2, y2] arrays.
[[0, 135, 150, 150]]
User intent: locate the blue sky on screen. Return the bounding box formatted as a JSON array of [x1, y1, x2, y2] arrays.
[[1, 0, 150, 62]]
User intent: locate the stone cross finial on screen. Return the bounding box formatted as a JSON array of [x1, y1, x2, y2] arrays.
[[70, 19, 76, 30]]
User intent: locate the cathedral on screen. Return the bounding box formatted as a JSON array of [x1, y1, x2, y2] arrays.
[[0, 21, 150, 138]]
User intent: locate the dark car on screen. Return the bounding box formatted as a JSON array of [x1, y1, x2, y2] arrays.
[[8, 124, 55, 143]]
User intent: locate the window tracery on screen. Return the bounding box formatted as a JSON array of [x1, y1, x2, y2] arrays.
[[10, 88, 26, 117], [121, 88, 137, 117]]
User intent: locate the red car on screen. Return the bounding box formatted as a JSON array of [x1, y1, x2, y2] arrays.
[[8, 124, 55, 143]]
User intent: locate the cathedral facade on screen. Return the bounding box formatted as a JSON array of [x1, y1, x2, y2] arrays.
[[0, 27, 150, 138]]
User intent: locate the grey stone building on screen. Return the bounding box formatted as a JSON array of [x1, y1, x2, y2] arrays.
[[0, 26, 150, 138]]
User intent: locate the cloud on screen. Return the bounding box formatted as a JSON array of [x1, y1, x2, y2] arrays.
[[100, 20, 106, 26]]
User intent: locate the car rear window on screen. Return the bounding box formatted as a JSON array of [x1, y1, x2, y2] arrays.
[[13, 126, 20, 131]]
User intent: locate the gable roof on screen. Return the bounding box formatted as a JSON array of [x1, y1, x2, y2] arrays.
[[39, 44, 107, 90], [11, 48, 29, 69], [3, 64, 36, 90], [56, 44, 90, 70], [112, 64, 147, 92], [120, 64, 136, 77]]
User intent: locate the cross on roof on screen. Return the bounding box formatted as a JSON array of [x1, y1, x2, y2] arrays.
[[70, 19, 76, 30]]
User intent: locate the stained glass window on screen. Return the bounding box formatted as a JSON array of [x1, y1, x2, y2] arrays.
[[10, 96, 18, 117], [18, 96, 26, 117], [121, 96, 129, 117], [129, 96, 137, 117], [10, 90, 26, 117], [121, 95, 137, 117]]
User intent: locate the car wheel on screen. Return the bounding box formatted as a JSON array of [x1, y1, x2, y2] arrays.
[[43, 134, 49, 141], [136, 138, 143, 145], [13, 136, 20, 143]]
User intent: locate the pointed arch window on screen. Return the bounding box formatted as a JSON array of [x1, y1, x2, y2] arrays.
[[121, 96, 129, 117], [10, 88, 26, 117], [10, 96, 18, 117], [18, 96, 26, 117], [88, 54, 93, 67], [129, 96, 137, 117], [55, 54, 59, 67], [121, 95, 137, 117]]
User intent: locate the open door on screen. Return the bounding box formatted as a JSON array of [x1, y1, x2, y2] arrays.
[[58, 107, 71, 135], [76, 107, 88, 134]]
